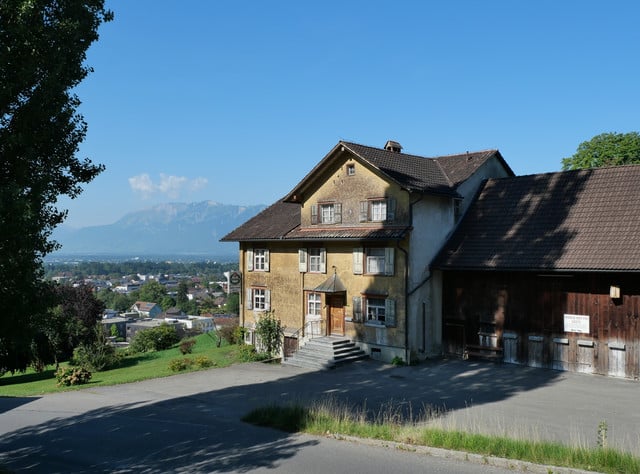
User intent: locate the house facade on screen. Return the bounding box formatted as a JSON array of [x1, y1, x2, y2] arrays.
[[222, 140, 513, 363], [433, 165, 640, 379]]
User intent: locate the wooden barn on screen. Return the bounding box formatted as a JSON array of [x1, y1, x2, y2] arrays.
[[433, 165, 640, 379]]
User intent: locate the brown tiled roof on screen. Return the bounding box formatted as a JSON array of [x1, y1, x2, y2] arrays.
[[341, 142, 454, 196], [285, 226, 410, 240], [433, 165, 640, 272], [223, 141, 508, 242], [220, 200, 300, 241], [435, 149, 514, 187]]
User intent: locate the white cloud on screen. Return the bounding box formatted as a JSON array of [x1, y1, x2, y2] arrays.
[[129, 173, 209, 199]]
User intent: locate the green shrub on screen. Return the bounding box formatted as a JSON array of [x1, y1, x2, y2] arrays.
[[236, 344, 271, 362], [130, 324, 180, 353], [194, 356, 214, 368], [179, 339, 196, 355], [391, 356, 406, 366], [55, 366, 92, 386], [255, 312, 283, 357], [168, 358, 194, 372], [218, 324, 241, 345], [72, 341, 121, 372]]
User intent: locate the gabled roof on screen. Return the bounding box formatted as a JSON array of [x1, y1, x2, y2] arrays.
[[283, 141, 507, 202], [222, 140, 509, 243], [433, 164, 640, 272], [221, 200, 300, 242]]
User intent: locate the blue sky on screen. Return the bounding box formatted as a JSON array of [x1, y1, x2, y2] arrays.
[[60, 0, 640, 228]]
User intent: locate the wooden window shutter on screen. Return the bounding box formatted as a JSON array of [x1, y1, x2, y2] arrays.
[[319, 248, 327, 273], [298, 248, 308, 272], [334, 203, 342, 223], [353, 248, 363, 274], [245, 288, 253, 310], [352, 296, 363, 322], [246, 248, 254, 271], [311, 204, 318, 224], [359, 201, 368, 222], [264, 249, 270, 272], [385, 298, 396, 327], [265, 289, 271, 311], [387, 197, 396, 222], [384, 247, 395, 276]]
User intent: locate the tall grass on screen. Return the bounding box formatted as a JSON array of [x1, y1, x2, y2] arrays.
[[243, 398, 640, 474]]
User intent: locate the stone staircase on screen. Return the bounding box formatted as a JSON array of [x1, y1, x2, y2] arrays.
[[282, 336, 368, 369]]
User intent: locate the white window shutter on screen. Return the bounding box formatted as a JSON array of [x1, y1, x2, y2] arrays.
[[246, 248, 254, 271], [334, 203, 342, 223], [353, 248, 363, 274], [385, 299, 396, 327], [311, 204, 318, 224], [352, 296, 363, 322], [387, 197, 396, 222], [265, 289, 271, 311], [246, 288, 253, 310], [359, 201, 368, 222], [385, 247, 395, 275], [298, 248, 308, 272], [264, 249, 270, 272], [320, 248, 326, 273]]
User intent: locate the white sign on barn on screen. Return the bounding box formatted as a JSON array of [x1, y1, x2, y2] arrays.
[[563, 314, 590, 334]]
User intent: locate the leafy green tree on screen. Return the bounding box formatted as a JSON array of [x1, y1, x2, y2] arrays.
[[160, 295, 176, 311], [0, 1, 112, 374], [225, 293, 239, 315], [138, 280, 166, 303], [562, 132, 640, 170], [176, 280, 189, 307]]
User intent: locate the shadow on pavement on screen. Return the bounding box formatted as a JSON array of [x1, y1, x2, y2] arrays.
[[0, 358, 562, 472]]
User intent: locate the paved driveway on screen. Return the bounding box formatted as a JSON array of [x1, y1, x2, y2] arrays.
[[1, 358, 639, 472]]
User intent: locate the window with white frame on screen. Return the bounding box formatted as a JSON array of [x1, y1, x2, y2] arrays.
[[352, 295, 396, 327], [353, 247, 394, 276], [308, 248, 325, 272], [246, 287, 270, 311], [307, 292, 322, 317], [366, 297, 386, 323], [246, 248, 269, 272], [366, 248, 386, 274], [359, 198, 396, 223], [299, 248, 326, 273], [311, 203, 342, 224]]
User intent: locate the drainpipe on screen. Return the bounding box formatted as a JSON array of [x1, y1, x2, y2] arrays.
[[401, 191, 425, 365]]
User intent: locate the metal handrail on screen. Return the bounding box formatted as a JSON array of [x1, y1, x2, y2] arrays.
[[284, 319, 326, 359]]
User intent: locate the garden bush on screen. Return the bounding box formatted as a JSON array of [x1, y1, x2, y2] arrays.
[[218, 323, 241, 345], [168, 358, 194, 372], [72, 341, 121, 372], [194, 356, 214, 368], [130, 324, 180, 353], [55, 366, 92, 386], [179, 339, 196, 355]]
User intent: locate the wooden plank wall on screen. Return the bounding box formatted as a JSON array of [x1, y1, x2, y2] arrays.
[[442, 271, 640, 379]]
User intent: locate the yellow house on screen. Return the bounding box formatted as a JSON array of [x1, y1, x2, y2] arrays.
[[222, 140, 513, 363]]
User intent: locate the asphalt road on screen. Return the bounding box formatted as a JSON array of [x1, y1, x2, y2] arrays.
[[1, 358, 638, 473]]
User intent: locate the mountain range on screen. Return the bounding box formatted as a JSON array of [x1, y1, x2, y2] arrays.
[[51, 201, 266, 259]]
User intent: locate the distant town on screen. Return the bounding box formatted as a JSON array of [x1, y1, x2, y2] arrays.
[[45, 258, 240, 343]]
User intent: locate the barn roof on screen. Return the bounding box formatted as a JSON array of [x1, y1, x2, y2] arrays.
[[433, 164, 640, 272]]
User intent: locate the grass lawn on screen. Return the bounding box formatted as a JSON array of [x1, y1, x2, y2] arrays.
[[0, 333, 247, 397]]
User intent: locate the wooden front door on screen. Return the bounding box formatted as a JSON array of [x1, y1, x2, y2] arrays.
[[329, 295, 345, 336]]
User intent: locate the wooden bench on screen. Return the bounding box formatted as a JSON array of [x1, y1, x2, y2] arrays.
[[464, 344, 503, 361]]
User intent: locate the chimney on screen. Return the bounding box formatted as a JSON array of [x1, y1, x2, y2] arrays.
[[384, 140, 402, 153]]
